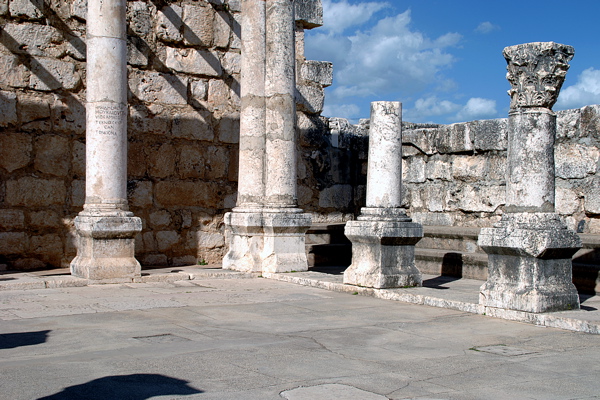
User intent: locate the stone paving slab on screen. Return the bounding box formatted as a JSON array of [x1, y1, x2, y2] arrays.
[[1, 277, 600, 399], [1, 265, 600, 334]]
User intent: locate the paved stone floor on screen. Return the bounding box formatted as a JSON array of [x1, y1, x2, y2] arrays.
[[1, 273, 599, 399]]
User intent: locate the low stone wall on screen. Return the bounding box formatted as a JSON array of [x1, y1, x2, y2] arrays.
[[324, 105, 600, 234]]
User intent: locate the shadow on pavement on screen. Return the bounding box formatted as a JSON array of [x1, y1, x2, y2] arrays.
[[37, 374, 203, 400], [0, 330, 51, 349]]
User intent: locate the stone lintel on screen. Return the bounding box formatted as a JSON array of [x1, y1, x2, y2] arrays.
[[70, 215, 142, 281], [343, 219, 423, 289]]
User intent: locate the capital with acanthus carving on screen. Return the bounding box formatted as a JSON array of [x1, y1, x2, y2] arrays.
[[503, 42, 574, 110]]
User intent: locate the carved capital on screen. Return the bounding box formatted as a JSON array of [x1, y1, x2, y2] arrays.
[[504, 42, 574, 110]]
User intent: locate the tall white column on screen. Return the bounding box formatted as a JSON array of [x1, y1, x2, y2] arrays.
[[344, 102, 423, 288], [70, 0, 142, 282], [224, 0, 311, 273], [478, 42, 581, 312]]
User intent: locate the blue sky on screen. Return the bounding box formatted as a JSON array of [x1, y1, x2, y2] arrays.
[[305, 0, 600, 124]]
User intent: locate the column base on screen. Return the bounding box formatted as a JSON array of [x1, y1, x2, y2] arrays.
[[223, 209, 312, 273], [343, 216, 423, 289], [70, 213, 142, 282], [478, 213, 581, 313]]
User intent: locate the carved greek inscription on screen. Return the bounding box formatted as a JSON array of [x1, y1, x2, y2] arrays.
[[95, 105, 126, 136]]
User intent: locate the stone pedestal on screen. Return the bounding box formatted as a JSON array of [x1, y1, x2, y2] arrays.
[[343, 102, 423, 288], [479, 214, 581, 312], [478, 42, 580, 312], [70, 0, 142, 281], [224, 0, 310, 273]]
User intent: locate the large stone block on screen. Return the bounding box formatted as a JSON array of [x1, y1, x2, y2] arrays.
[[177, 146, 205, 179], [128, 1, 153, 37], [172, 110, 214, 141], [318, 184, 353, 208], [584, 176, 600, 214], [51, 94, 86, 134], [204, 145, 229, 180], [6, 177, 66, 206], [472, 118, 507, 151], [128, 180, 153, 207], [9, 0, 43, 20], [0, 23, 59, 57], [34, 134, 70, 177], [18, 92, 51, 125], [452, 155, 488, 182], [147, 143, 176, 178], [295, 0, 323, 28], [296, 84, 325, 114], [0, 209, 25, 230], [435, 123, 474, 154], [300, 60, 333, 87], [0, 54, 29, 88], [555, 143, 599, 179], [157, 5, 183, 43], [29, 210, 60, 229], [457, 184, 504, 213], [213, 10, 231, 48], [70, 0, 86, 20], [183, 4, 214, 47], [0, 91, 17, 126], [165, 47, 222, 77], [130, 71, 188, 105], [156, 231, 180, 252], [402, 128, 436, 156], [155, 181, 221, 208], [0, 133, 31, 173], [0, 232, 27, 254]]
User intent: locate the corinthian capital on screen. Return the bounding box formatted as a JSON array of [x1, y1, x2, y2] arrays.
[[503, 42, 574, 110]]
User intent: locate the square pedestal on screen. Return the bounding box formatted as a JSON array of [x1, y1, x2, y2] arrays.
[[343, 219, 423, 288], [478, 214, 581, 313], [70, 214, 142, 282], [223, 210, 312, 273]]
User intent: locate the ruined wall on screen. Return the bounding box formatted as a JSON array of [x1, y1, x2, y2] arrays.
[[0, 0, 332, 270], [326, 105, 600, 234]]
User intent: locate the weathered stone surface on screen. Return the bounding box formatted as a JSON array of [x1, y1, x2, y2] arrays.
[[197, 231, 225, 249], [70, 179, 85, 207], [0, 54, 30, 88], [472, 118, 507, 151], [156, 231, 180, 252], [18, 92, 51, 124], [213, 10, 231, 48], [130, 71, 188, 105], [128, 1, 153, 37], [0, 23, 59, 57], [504, 42, 573, 110], [229, 12, 241, 49], [157, 5, 183, 43], [300, 60, 332, 86], [204, 145, 229, 179], [555, 143, 599, 179], [435, 123, 474, 153], [147, 143, 176, 178], [127, 36, 149, 67], [9, 0, 43, 20], [155, 181, 221, 208], [403, 157, 426, 183], [128, 180, 153, 207], [177, 146, 204, 179], [165, 48, 222, 77], [70, 0, 87, 20], [0, 133, 31, 172], [0, 91, 17, 126], [149, 210, 172, 228], [452, 156, 488, 182], [190, 79, 208, 101], [0, 209, 25, 230], [402, 128, 436, 155], [0, 0, 8, 15], [319, 184, 352, 208], [208, 79, 230, 110], [6, 177, 66, 206], [34, 134, 70, 177], [30, 210, 60, 228], [0, 232, 27, 254], [296, 84, 324, 114], [183, 4, 214, 47], [583, 177, 600, 215], [458, 185, 504, 213], [218, 113, 240, 143], [129, 104, 170, 135], [425, 157, 452, 181], [172, 110, 214, 141], [556, 186, 580, 215], [222, 51, 241, 74], [294, 0, 323, 28], [51, 94, 86, 134]]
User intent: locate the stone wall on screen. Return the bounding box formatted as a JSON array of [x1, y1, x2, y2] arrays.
[[0, 0, 332, 270], [325, 106, 600, 234]]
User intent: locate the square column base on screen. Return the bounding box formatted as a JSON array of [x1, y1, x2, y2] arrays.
[[343, 219, 423, 289], [70, 214, 142, 282], [478, 213, 581, 313], [223, 210, 312, 273]]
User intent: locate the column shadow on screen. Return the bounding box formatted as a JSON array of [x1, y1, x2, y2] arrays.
[[0, 330, 51, 349], [37, 374, 203, 400]]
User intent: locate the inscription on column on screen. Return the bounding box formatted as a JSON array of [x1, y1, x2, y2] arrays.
[[91, 103, 126, 136]]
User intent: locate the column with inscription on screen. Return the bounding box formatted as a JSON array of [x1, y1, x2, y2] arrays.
[[478, 42, 581, 312], [70, 0, 142, 281]]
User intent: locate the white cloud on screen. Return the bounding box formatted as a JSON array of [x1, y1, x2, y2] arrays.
[[322, 0, 389, 34], [330, 10, 461, 101], [557, 67, 600, 109], [475, 21, 499, 34], [322, 103, 361, 119], [455, 97, 497, 121], [403, 96, 460, 122]]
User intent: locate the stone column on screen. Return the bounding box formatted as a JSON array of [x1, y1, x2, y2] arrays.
[[343, 102, 423, 288], [224, 0, 311, 273], [478, 42, 581, 312], [70, 0, 142, 282]]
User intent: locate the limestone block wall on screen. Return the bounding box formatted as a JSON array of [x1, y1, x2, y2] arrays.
[[0, 0, 333, 270], [325, 105, 600, 234]]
